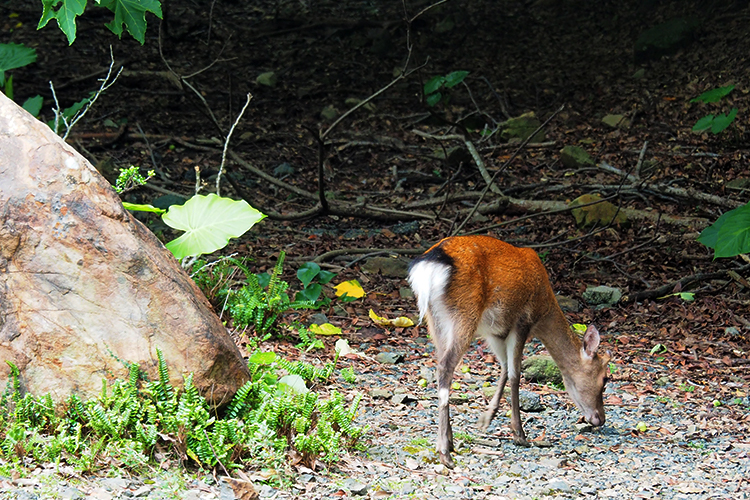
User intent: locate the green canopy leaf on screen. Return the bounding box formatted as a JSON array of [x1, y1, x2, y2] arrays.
[[100, 0, 163, 44], [38, 0, 86, 45], [698, 202, 750, 258], [0, 43, 37, 84], [163, 193, 265, 260]]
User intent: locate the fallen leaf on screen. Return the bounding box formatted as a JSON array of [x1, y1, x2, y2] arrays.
[[310, 323, 342, 336], [369, 309, 415, 328], [224, 478, 259, 500], [335, 280, 365, 299]]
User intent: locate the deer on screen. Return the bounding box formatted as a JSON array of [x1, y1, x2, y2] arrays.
[[407, 235, 610, 469]]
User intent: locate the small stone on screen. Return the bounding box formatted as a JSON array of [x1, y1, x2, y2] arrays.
[[560, 145, 595, 169], [370, 389, 393, 399], [539, 457, 568, 468], [13, 478, 39, 487], [308, 313, 329, 326], [392, 393, 417, 405], [257, 484, 276, 498], [582, 285, 623, 307], [547, 478, 573, 492], [556, 295, 580, 312], [419, 366, 435, 384], [59, 487, 85, 500], [181, 491, 202, 500], [573, 422, 594, 433], [87, 488, 114, 500], [361, 256, 409, 278], [520, 390, 544, 412], [132, 485, 153, 497], [375, 352, 404, 364], [574, 445, 590, 454], [433, 464, 448, 475], [532, 440, 554, 448], [343, 478, 368, 496], [522, 355, 562, 385]]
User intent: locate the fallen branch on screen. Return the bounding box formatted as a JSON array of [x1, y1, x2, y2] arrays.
[[621, 263, 750, 304]]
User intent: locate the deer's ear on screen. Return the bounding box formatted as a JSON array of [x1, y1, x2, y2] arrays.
[[582, 325, 600, 358]]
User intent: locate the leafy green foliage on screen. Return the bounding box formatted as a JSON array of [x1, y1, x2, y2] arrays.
[[113, 166, 155, 193], [191, 256, 253, 304], [37, 0, 162, 45], [0, 43, 37, 89], [48, 95, 92, 133], [0, 349, 365, 474], [163, 194, 266, 260], [227, 252, 316, 335], [123, 194, 266, 261], [698, 201, 750, 258], [692, 108, 739, 134], [690, 85, 738, 135], [691, 85, 734, 104], [424, 70, 469, 106], [295, 324, 325, 352], [295, 262, 335, 304]]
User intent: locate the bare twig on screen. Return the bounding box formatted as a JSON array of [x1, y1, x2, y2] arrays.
[[634, 140, 648, 178], [451, 105, 565, 235], [51, 47, 122, 139], [217, 92, 253, 195]]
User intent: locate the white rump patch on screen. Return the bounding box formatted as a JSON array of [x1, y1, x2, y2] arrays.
[[408, 260, 455, 347], [408, 260, 451, 323]]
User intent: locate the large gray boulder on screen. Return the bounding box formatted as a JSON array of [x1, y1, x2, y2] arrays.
[[0, 93, 249, 405]]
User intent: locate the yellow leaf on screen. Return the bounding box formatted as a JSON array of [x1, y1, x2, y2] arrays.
[[309, 323, 341, 336], [369, 309, 415, 328], [391, 316, 415, 327], [369, 309, 389, 326], [335, 279, 365, 299], [571, 323, 587, 334]]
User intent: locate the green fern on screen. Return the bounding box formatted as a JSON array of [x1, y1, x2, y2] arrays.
[[227, 251, 317, 335]]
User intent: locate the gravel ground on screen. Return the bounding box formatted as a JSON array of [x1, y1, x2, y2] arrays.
[[1, 339, 748, 500]]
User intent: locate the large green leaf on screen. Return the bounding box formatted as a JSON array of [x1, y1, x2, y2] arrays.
[[698, 202, 750, 258], [99, 0, 162, 44], [163, 194, 266, 260], [690, 85, 734, 104], [0, 43, 37, 84], [38, 0, 87, 45]]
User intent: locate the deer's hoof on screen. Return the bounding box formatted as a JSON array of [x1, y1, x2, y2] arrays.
[[477, 412, 491, 432], [439, 451, 455, 469], [513, 435, 531, 447]]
